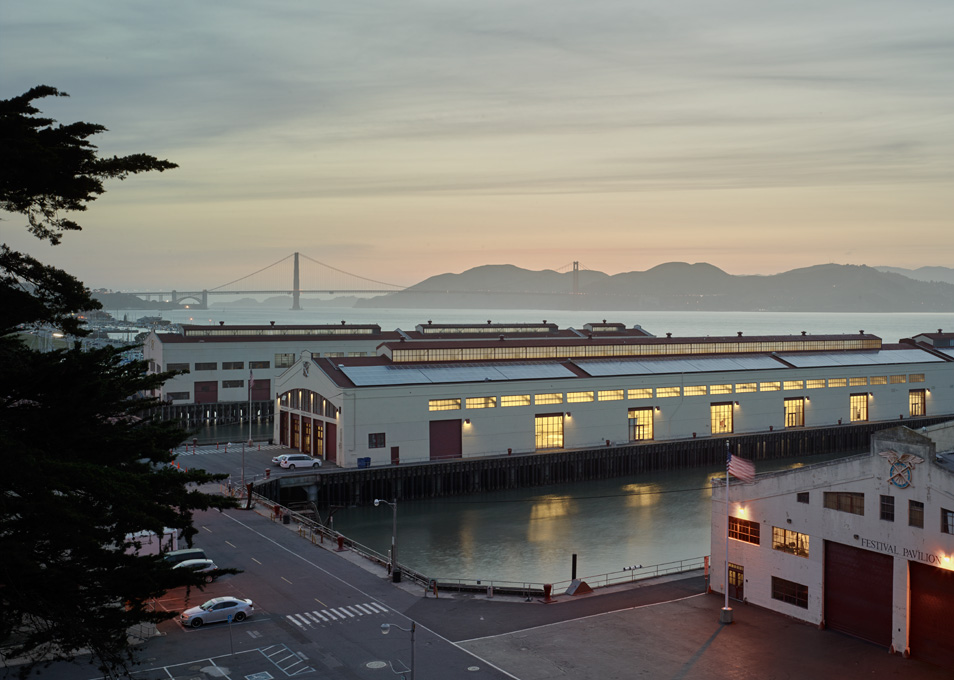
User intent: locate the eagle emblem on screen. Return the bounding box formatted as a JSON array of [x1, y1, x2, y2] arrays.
[[302, 361, 310, 378], [879, 450, 924, 489]]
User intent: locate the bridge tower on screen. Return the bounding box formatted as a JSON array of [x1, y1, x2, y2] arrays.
[[573, 261, 579, 296], [292, 252, 302, 310]]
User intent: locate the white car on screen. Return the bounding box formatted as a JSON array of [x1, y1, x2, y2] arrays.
[[271, 453, 291, 465], [180, 596, 253, 628], [279, 454, 321, 470]]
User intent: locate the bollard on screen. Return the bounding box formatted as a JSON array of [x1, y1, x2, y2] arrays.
[[216, 442, 219, 450], [336, 535, 345, 551], [265, 467, 271, 478], [543, 583, 552, 603]]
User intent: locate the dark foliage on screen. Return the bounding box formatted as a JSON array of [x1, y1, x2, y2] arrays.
[[0, 87, 237, 676]]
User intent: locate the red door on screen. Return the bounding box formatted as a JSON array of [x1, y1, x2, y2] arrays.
[[391, 446, 400, 465], [250, 379, 270, 402], [279, 411, 288, 446], [824, 541, 892, 647], [194, 381, 218, 404], [325, 422, 337, 464], [429, 420, 462, 460], [910, 561, 954, 668]]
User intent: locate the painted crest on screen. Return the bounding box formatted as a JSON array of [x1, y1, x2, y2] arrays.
[[302, 361, 310, 377], [878, 449, 924, 489]]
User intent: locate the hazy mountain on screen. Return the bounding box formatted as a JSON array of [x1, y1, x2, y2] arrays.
[[356, 263, 954, 312], [873, 266, 954, 286]]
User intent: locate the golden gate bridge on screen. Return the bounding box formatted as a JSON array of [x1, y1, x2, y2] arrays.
[[134, 253, 591, 309]]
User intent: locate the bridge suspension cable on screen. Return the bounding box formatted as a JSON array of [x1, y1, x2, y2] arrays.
[[208, 254, 295, 292], [298, 253, 404, 289]]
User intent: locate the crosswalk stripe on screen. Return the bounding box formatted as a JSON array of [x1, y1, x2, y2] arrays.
[[311, 610, 329, 622], [322, 610, 338, 620], [294, 614, 311, 626], [304, 612, 322, 624], [286, 615, 304, 628], [367, 602, 389, 613], [345, 606, 362, 616], [333, 607, 354, 618], [355, 604, 375, 615]]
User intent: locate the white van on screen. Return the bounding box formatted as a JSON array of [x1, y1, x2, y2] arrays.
[[279, 454, 321, 470]]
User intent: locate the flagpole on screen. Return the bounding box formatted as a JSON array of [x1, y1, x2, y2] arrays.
[[722, 439, 733, 624], [247, 370, 254, 446]]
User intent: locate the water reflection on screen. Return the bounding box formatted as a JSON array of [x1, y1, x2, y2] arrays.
[[332, 451, 860, 584]]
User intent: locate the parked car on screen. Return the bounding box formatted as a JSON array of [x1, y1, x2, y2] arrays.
[[162, 548, 207, 565], [179, 597, 254, 628], [271, 453, 291, 464], [279, 454, 321, 470], [173, 558, 220, 583]]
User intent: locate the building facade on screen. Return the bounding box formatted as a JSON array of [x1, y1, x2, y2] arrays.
[[272, 330, 954, 468], [710, 424, 954, 668]]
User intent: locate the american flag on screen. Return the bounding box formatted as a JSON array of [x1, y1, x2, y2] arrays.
[[249, 369, 255, 390], [727, 452, 755, 483]]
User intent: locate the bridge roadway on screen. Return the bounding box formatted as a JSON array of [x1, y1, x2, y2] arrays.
[[12, 445, 949, 680]]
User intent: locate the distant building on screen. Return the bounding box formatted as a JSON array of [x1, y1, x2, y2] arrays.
[[710, 424, 954, 668], [272, 329, 954, 467]]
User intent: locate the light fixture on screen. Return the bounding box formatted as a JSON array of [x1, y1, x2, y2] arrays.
[[734, 401, 740, 406], [565, 412, 571, 418], [464, 418, 471, 424], [655, 406, 660, 412]]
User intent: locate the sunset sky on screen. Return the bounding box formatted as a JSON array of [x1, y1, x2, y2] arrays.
[[2, 1, 952, 290]]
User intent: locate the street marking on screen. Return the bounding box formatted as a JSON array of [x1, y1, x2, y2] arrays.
[[281, 576, 293, 584], [311, 610, 329, 622], [314, 597, 327, 607], [368, 602, 389, 613], [252, 557, 262, 564], [304, 612, 323, 624], [333, 607, 354, 618], [202, 526, 212, 533], [355, 604, 376, 615], [286, 615, 304, 628], [345, 606, 362, 616], [225, 540, 237, 548], [322, 609, 338, 620]]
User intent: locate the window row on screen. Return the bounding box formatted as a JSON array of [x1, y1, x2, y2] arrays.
[[825, 492, 952, 532], [278, 389, 338, 417], [166, 360, 271, 372], [427, 386, 928, 413]]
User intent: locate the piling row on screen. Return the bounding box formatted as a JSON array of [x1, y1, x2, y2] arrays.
[[255, 416, 951, 508]]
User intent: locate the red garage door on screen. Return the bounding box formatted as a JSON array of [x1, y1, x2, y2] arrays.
[[824, 541, 893, 647], [910, 561, 954, 668], [429, 419, 462, 460], [194, 381, 218, 404]]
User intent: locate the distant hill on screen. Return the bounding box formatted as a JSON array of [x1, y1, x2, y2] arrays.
[[873, 266, 954, 286], [355, 263, 954, 312]]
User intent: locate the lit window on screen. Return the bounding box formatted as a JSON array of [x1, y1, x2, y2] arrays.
[[628, 388, 652, 400], [684, 385, 707, 396], [534, 414, 564, 449], [784, 397, 805, 428], [909, 374, 925, 383], [657, 386, 681, 398], [849, 377, 867, 387], [828, 378, 847, 388], [628, 407, 654, 441], [501, 394, 531, 407], [806, 379, 825, 389], [711, 384, 733, 395], [870, 376, 887, 385], [728, 516, 759, 544], [760, 382, 781, 392], [783, 380, 803, 391], [772, 527, 809, 558], [942, 508, 954, 534], [535, 393, 563, 405], [429, 399, 461, 411], [566, 391, 594, 403], [598, 389, 624, 401], [909, 389, 926, 417], [890, 375, 906, 384], [735, 383, 756, 393], [466, 396, 497, 409], [850, 393, 868, 422], [711, 402, 733, 434]]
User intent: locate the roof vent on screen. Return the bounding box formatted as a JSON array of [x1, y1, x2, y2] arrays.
[[737, 331, 743, 337], [270, 321, 275, 326], [940, 329, 944, 334], [428, 320, 432, 325], [801, 331, 807, 336], [487, 320, 492, 324], [341, 320, 346, 325], [666, 332, 672, 338], [219, 321, 224, 326], [860, 330, 864, 335], [499, 335, 505, 341], [603, 319, 607, 324]]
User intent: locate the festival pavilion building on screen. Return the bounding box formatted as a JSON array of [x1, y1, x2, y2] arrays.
[[270, 327, 954, 466], [710, 424, 954, 668]]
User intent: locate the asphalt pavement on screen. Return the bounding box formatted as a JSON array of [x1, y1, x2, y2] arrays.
[[5, 443, 949, 680]]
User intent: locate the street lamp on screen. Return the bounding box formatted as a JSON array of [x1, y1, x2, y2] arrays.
[[374, 498, 399, 582], [381, 621, 415, 680]]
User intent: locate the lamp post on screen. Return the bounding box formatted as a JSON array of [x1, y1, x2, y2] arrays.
[[381, 621, 415, 680], [374, 498, 398, 582]]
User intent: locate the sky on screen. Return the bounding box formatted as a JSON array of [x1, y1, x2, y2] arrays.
[[2, 0, 953, 290]]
